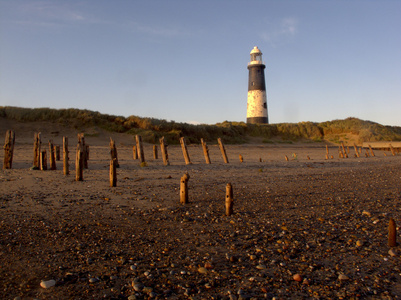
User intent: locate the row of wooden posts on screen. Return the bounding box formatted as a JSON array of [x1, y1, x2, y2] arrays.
[[324, 142, 399, 160], [3, 130, 400, 171]]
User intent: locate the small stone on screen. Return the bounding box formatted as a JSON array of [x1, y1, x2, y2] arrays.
[[293, 274, 302, 282], [362, 210, 371, 217], [89, 278, 98, 283], [256, 264, 266, 270], [302, 278, 310, 285], [198, 267, 207, 274], [40, 279, 56, 288], [133, 282, 144, 292], [338, 274, 349, 281], [149, 292, 157, 298], [389, 249, 397, 257], [205, 262, 214, 269], [356, 240, 364, 247], [128, 295, 137, 300], [130, 265, 136, 270], [249, 255, 257, 260]]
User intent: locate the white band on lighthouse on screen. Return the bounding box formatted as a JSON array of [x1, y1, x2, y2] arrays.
[[247, 90, 267, 119]]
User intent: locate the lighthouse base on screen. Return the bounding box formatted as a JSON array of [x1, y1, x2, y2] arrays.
[[247, 116, 268, 124]]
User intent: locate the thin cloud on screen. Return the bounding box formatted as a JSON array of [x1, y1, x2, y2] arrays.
[[260, 17, 298, 45], [7, 1, 99, 28]]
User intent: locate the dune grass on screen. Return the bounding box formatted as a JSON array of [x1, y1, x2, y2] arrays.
[[1, 106, 400, 144]]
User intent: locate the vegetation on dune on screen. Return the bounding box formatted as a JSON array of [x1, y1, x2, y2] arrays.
[[1, 106, 400, 144]]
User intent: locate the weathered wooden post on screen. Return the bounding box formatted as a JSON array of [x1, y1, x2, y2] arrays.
[[109, 138, 119, 168], [389, 218, 397, 247], [33, 132, 41, 168], [325, 145, 329, 160], [75, 143, 83, 181], [55, 145, 60, 161], [225, 183, 233, 216], [389, 144, 396, 156], [3, 130, 15, 169], [239, 154, 244, 163], [153, 145, 158, 159], [110, 159, 117, 187], [159, 137, 169, 166], [180, 172, 190, 204], [200, 138, 211, 164], [353, 143, 360, 158], [40, 150, 47, 170], [339, 146, 344, 159], [368, 144, 375, 157], [78, 134, 88, 169], [341, 142, 347, 158], [180, 137, 191, 165], [135, 135, 145, 163], [285, 155, 289, 161], [63, 137, 69, 175], [49, 140, 57, 170], [133, 145, 138, 160], [217, 138, 229, 164]]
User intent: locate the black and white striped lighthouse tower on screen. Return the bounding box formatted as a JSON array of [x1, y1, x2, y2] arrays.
[[246, 46, 268, 124]]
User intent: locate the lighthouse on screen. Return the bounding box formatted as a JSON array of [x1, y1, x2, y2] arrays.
[[246, 46, 268, 124]]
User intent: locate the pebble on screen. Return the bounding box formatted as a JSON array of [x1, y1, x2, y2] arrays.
[[40, 279, 56, 288], [338, 274, 349, 281], [389, 249, 397, 257], [293, 274, 302, 282], [256, 264, 266, 270], [133, 282, 144, 291], [356, 240, 364, 247], [198, 267, 207, 274], [89, 277, 98, 283]]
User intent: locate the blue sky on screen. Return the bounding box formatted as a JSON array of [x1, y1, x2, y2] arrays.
[[1, 0, 400, 126]]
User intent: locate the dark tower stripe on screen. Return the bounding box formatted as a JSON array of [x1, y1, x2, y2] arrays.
[[248, 64, 266, 91], [247, 116, 268, 124]]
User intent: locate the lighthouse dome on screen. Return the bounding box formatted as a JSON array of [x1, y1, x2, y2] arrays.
[[250, 46, 262, 55]]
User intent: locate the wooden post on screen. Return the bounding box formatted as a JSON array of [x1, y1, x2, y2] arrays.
[[180, 173, 190, 204], [153, 145, 158, 159], [239, 154, 243, 163], [63, 137, 69, 175], [389, 144, 396, 156], [325, 145, 329, 160], [341, 142, 347, 158], [200, 138, 211, 164], [285, 155, 289, 161], [109, 138, 119, 168], [136, 135, 145, 163], [180, 137, 191, 165], [339, 146, 344, 158], [75, 143, 83, 181], [353, 143, 360, 158], [159, 137, 169, 166], [110, 159, 117, 187], [133, 145, 138, 159], [217, 138, 229, 163], [33, 132, 41, 168], [40, 150, 47, 170], [225, 183, 233, 216], [49, 140, 56, 170], [389, 218, 397, 247], [78, 134, 88, 169], [368, 144, 375, 157], [54, 145, 60, 161], [307, 155, 310, 160], [3, 130, 15, 169]]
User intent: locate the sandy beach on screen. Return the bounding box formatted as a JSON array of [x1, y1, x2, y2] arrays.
[[1, 122, 401, 299]]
